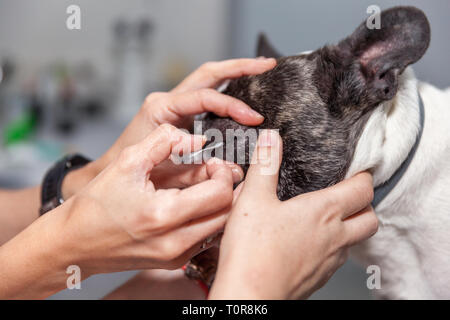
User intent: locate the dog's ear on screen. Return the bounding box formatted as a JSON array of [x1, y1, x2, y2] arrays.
[[339, 6, 430, 101], [256, 33, 282, 59]]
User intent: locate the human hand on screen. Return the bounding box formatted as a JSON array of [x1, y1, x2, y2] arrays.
[[210, 130, 378, 300], [98, 58, 276, 170], [63, 124, 242, 276], [62, 58, 276, 198]]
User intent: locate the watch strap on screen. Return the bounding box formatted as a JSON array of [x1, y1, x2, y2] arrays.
[[40, 154, 91, 215]]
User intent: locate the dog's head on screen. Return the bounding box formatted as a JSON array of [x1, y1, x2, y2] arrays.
[[203, 6, 430, 200]]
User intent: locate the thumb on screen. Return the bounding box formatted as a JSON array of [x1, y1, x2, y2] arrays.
[[242, 129, 283, 199]]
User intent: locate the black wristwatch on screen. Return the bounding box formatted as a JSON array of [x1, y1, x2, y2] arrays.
[[39, 154, 91, 215]]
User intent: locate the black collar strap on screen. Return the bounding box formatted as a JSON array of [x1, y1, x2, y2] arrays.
[[372, 92, 425, 208]]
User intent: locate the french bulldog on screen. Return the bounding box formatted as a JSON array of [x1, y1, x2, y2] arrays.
[[201, 6, 450, 299]]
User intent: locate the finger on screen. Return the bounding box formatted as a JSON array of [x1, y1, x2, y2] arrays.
[[172, 58, 277, 94], [169, 158, 235, 225], [166, 183, 244, 265], [191, 233, 223, 256], [233, 182, 244, 203], [130, 124, 205, 173], [241, 129, 282, 199], [288, 171, 374, 220], [167, 89, 264, 126], [343, 206, 379, 246], [166, 233, 222, 270], [330, 172, 374, 220], [170, 210, 228, 256], [152, 160, 244, 189], [175, 181, 244, 256]]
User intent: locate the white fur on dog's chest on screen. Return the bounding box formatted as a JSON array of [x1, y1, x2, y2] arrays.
[[347, 67, 450, 299]]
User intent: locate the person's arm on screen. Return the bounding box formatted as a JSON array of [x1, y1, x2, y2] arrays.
[[0, 198, 81, 299], [103, 269, 206, 300], [0, 162, 99, 245], [210, 130, 378, 300], [0, 125, 240, 299], [0, 187, 40, 244]]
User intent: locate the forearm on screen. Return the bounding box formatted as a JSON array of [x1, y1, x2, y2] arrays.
[[0, 187, 40, 245], [0, 161, 101, 245], [104, 269, 206, 300], [0, 198, 85, 299], [209, 265, 283, 300]]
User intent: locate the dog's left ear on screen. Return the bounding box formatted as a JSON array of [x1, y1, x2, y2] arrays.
[[339, 6, 430, 101], [256, 33, 282, 59]]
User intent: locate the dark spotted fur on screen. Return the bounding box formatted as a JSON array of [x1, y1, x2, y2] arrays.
[[202, 6, 430, 200]]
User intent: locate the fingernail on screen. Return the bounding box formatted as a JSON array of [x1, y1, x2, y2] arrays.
[[257, 57, 276, 63], [210, 232, 223, 244], [207, 157, 223, 165], [202, 233, 221, 249], [247, 108, 264, 120], [190, 135, 207, 152], [258, 129, 278, 147], [231, 167, 244, 183], [193, 134, 207, 141], [206, 235, 216, 245]]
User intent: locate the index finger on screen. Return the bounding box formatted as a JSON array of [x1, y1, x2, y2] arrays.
[[172, 58, 277, 94], [168, 89, 264, 126], [128, 124, 205, 175], [168, 158, 235, 226]]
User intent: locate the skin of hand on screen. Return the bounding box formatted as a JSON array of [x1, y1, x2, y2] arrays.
[[63, 58, 276, 198], [66, 124, 244, 274], [0, 58, 275, 245], [209, 130, 379, 300], [0, 124, 241, 299]]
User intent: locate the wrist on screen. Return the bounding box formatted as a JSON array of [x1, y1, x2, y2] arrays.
[[209, 265, 269, 300], [210, 257, 292, 300]]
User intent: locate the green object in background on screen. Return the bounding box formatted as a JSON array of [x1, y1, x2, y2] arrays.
[[3, 110, 36, 146]]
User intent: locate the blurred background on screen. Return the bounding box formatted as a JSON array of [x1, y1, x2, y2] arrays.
[[0, 0, 448, 299]]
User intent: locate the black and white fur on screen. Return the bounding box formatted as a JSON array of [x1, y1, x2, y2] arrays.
[[202, 6, 450, 299]]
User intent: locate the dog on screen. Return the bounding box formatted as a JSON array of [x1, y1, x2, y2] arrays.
[[201, 6, 450, 299]]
